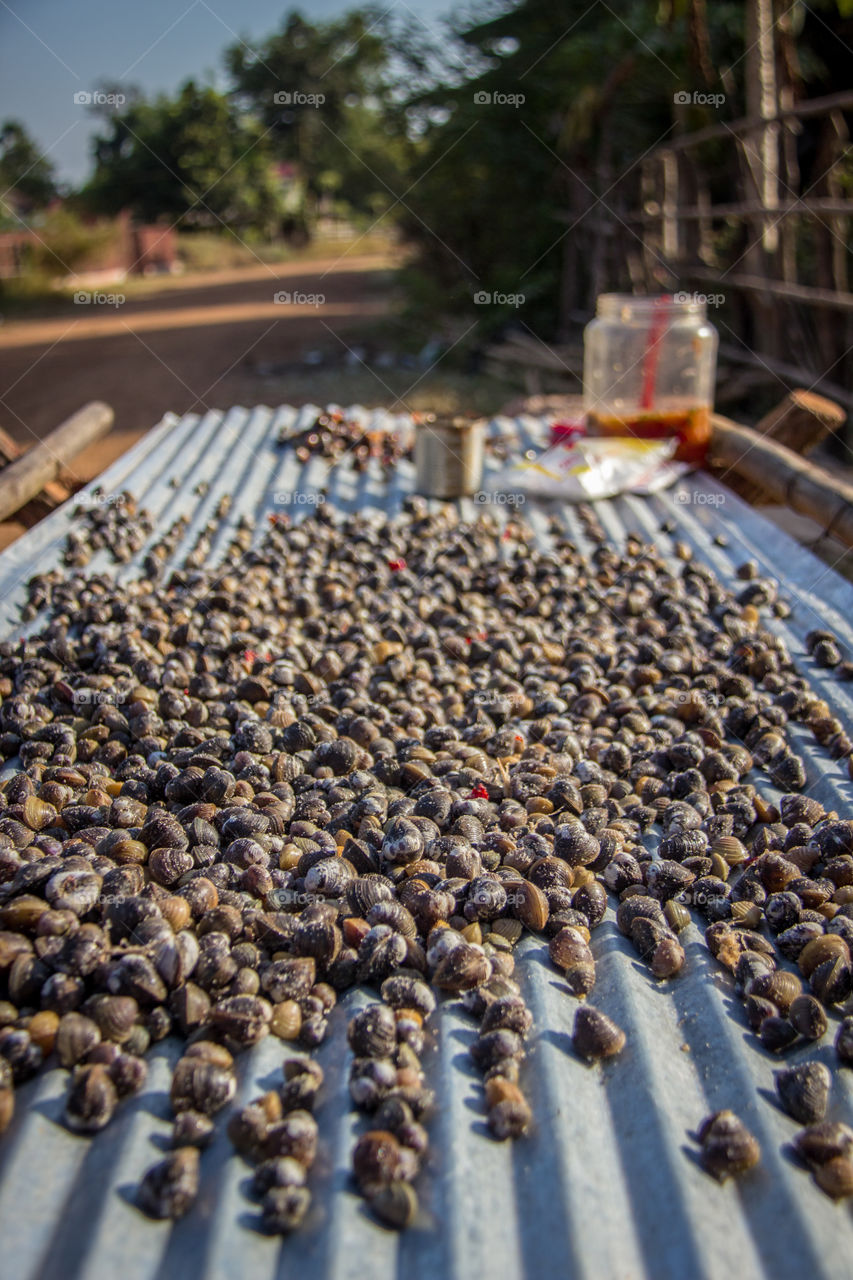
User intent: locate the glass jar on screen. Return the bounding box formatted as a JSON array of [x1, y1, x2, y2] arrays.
[[583, 293, 718, 463]]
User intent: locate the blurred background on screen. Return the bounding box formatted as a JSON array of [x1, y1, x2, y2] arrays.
[[1, 0, 853, 514]]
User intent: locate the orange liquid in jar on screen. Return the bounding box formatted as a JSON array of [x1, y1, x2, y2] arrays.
[[587, 404, 710, 464]]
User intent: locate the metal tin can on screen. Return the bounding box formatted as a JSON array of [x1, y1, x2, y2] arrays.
[[414, 417, 485, 498]]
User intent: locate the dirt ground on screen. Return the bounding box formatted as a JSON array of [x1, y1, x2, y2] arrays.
[[0, 254, 397, 462], [0, 253, 409, 546]]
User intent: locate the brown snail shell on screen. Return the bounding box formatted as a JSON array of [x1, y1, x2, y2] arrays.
[[511, 881, 549, 933], [55, 1012, 101, 1068], [487, 1096, 532, 1140], [370, 1180, 418, 1230], [208, 995, 272, 1047], [697, 1110, 760, 1181], [65, 1063, 117, 1133], [775, 1061, 831, 1124], [813, 1156, 853, 1200], [548, 926, 593, 972], [270, 1001, 303, 1041], [745, 994, 778, 1030], [810, 955, 853, 1005], [788, 994, 828, 1041], [172, 1110, 215, 1149], [664, 900, 691, 932], [746, 969, 801, 1015], [651, 935, 685, 979], [148, 846, 194, 886], [432, 943, 490, 992], [836, 1015, 853, 1065], [759, 1015, 798, 1053], [794, 1120, 853, 1167], [798, 933, 850, 979], [170, 1056, 236, 1116], [0, 1084, 14, 1135], [138, 1148, 199, 1220], [573, 1006, 626, 1061]]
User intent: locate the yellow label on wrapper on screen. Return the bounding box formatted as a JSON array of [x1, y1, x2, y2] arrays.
[[497, 436, 684, 501]]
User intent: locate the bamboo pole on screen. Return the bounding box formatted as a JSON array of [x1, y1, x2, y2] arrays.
[[726, 390, 846, 504], [0, 401, 114, 524], [665, 88, 853, 151], [710, 412, 853, 546], [754, 389, 845, 453]]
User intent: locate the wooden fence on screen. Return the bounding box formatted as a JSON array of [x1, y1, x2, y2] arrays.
[[625, 89, 853, 412]]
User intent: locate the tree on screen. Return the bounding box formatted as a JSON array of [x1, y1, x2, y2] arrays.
[[394, 0, 744, 332], [226, 9, 410, 232], [83, 81, 286, 234], [0, 121, 57, 218]]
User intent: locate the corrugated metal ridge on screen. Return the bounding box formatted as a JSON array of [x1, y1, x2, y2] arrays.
[[0, 406, 850, 1280]]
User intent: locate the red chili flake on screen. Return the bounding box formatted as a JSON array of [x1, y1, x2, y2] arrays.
[[388, 558, 407, 571], [514, 734, 524, 744], [243, 648, 257, 668], [502, 529, 512, 541], [476, 631, 487, 641], [183, 688, 190, 695], [469, 783, 489, 799], [465, 637, 472, 644], [263, 652, 272, 663]]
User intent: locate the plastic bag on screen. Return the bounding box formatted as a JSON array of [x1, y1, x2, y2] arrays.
[[493, 434, 687, 501]]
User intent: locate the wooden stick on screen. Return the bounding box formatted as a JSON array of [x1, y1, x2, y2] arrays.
[[0, 401, 113, 524], [683, 268, 853, 313], [753, 388, 845, 454], [710, 413, 853, 547], [729, 389, 846, 504], [0, 426, 73, 508], [665, 87, 853, 151]]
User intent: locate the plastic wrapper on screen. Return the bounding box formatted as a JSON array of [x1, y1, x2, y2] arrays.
[[492, 434, 687, 501]]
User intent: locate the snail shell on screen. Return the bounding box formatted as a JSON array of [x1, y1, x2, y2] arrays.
[[697, 1110, 760, 1181], [573, 1006, 625, 1061], [775, 1061, 831, 1124]]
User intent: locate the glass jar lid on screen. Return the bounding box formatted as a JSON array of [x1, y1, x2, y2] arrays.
[[595, 293, 706, 321]]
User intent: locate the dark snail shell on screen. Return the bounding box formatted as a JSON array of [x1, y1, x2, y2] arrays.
[[573, 1006, 626, 1061], [697, 1110, 761, 1181], [775, 1061, 831, 1124]]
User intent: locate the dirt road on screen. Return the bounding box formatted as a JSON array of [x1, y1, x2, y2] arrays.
[[0, 255, 397, 483]]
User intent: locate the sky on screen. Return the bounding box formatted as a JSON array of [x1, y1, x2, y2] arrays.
[[0, 0, 456, 186]]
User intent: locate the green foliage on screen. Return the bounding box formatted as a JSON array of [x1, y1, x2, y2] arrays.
[[24, 207, 118, 275], [0, 208, 119, 314], [0, 120, 57, 218], [226, 9, 411, 227], [394, 0, 746, 330], [83, 81, 285, 233]]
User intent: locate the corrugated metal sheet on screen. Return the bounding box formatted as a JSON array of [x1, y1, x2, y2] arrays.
[[1, 405, 852, 1280]]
